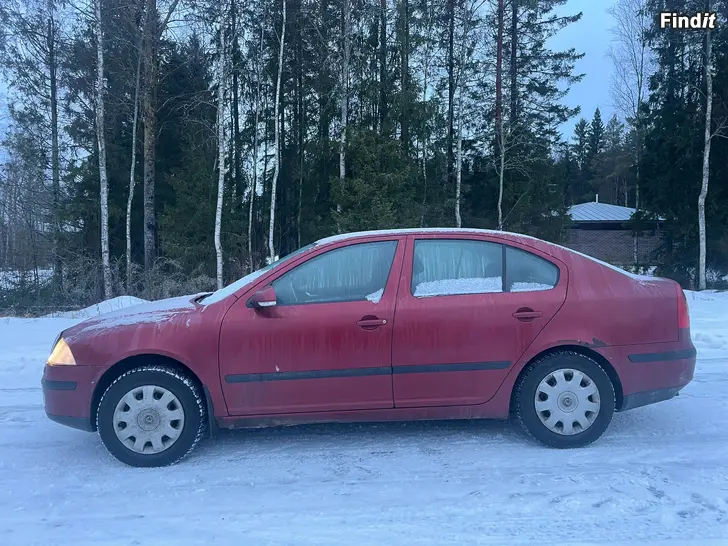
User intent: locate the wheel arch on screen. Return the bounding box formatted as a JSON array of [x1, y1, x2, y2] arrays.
[[509, 345, 624, 414], [90, 353, 213, 433]]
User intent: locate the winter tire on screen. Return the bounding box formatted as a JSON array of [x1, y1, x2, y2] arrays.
[[96, 365, 206, 467], [515, 351, 615, 448]]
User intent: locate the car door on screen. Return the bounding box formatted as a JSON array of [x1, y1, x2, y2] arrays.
[[391, 234, 568, 408], [218, 236, 406, 416]]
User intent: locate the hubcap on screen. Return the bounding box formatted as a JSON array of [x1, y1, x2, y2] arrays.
[[534, 369, 601, 436], [113, 385, 185, 454]]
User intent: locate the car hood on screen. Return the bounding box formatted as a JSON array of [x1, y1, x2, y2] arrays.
[[63, 293, 206, 341]]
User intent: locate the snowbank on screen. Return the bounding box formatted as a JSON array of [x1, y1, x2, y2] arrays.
[[684, 290, 728, 359], [45, 296, 149, 319]]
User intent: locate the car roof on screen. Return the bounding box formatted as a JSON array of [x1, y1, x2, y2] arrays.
[[315, 228, 543, 246], [314, 227, 654, 282]]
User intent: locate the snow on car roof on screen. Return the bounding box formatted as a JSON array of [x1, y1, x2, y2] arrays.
[[315, 228, 655, 282]]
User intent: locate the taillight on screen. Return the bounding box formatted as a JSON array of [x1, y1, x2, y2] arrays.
[[677, 284, 690, 329]]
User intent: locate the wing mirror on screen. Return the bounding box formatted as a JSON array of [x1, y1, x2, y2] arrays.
[[248, 285, 277, 308]]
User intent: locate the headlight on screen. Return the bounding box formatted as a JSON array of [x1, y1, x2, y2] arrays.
[[47, 337, 76, 366]]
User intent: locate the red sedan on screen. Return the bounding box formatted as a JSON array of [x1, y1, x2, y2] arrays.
[[42, 229, 696, 467]]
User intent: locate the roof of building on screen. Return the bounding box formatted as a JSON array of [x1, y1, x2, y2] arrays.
[[568, 201, 637, 222]]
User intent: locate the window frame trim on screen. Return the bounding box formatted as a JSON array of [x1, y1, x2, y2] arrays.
[[409, 238, 506, 298], [407, 235, 564, 299], [503, 245, 561, 294], [270, 239, 401, 307]]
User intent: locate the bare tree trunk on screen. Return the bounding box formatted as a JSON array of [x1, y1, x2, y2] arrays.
[[139, 0, 182, 273], [699, 17, 712, 291], [378, 0, 388, 134], [509, 0, 518, 121], [268, 0, 286, 262], [126, 0, 145, 291], [454, 84, 463, 228], [231, 0, 243, 267], [446, 0, 455, 191], [95, 0, 112, 299], [607, 0, 650, 264], [419, 6, 432, 227], [399, 0, 409, 153], [496, 0, 504, 229], [215, 18, 228, 289], [337, 0, 351, 223], [249, 21, 265, 273], [45, 7, 63, 294], [142, 0, 158, 271], [47, 7, 63, 294], [454, 2, 471, 229]]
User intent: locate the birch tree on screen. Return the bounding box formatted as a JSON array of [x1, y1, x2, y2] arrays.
[[126, 0, 146, 290], [268, 0, 286, 262], [698, 3, 713, 291], [94, 0, 112, 298], [495, 0, 504, 229], [214, 11, 228, 289], [249, 15, 265, 273], [338, 0, 352, 218], [607, 0, 651, 263]]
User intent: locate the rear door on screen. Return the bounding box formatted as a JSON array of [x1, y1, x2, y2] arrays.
[[391, 234, 568, 408], [219, 236, 406, 415]]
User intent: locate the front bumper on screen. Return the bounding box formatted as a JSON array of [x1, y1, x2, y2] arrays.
[[42, 364, 100, 432]]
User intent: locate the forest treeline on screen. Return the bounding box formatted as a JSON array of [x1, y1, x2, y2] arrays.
[[0, 0, 726, 312]]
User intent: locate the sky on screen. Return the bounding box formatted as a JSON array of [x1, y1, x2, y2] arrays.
[[552, 0, 615, 141]]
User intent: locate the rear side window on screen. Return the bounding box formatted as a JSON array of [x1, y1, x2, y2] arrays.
[[505, 246, 559, 292], [411, 239, 503, 297], [272, 241, 398, 305]]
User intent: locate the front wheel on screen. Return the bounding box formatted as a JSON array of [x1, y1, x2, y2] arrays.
[[96, 366, 206, 467], [514, 351, 615, 448]]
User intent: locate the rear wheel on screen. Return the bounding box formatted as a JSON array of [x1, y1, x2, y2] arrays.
[[96, 366, 206, 467], [514, 351, 615, 448]]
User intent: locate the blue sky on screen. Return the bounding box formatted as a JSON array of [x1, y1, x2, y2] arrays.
[[552, 0, 615, 141]]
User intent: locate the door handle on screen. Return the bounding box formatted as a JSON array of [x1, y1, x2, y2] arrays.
[[512, 308, 542, 322], [357, 316, 388, 330]]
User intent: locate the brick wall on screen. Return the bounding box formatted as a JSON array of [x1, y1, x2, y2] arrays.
[[563, 229, 661, 266]]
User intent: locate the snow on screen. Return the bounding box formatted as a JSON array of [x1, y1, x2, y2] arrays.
[[365, 288, 384, 303], [66, 294, 201, 335], [2, 293, 728, 544], [511, 282, 552, 292], [0, 269, 53, 289], [44, 296, 149, 319], [414, 277, 503, 297]]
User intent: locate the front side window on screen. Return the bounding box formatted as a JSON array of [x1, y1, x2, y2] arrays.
[[272, 241, 398, 305], [505, 246, 559, 292], [411, 239, 504, 297]]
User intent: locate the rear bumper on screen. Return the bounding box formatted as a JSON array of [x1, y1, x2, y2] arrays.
[[600, 341, 696, 411], [42, 364, 99, 432], [621, 386, 683, 411]]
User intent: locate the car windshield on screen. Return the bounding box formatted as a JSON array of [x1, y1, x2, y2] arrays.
[[198, 243, 316, 304]]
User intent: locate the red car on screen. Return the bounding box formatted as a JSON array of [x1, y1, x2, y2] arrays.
[[42, 229, 696, 467]]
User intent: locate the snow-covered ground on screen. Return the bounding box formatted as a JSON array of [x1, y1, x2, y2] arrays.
[[1, 293, 728, 545]]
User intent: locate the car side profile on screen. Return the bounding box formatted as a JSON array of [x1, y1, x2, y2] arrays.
[[42, 229, 696, 467]]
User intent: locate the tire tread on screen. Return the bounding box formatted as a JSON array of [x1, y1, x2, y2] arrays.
[[96, 365, 206, 467]]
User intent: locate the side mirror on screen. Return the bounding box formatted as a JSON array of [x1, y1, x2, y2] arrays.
[[248, 285, 277, 308]]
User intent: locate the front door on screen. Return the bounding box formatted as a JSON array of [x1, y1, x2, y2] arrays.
[[219, 237, 406, 416], [391, 234, 568, 408]]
